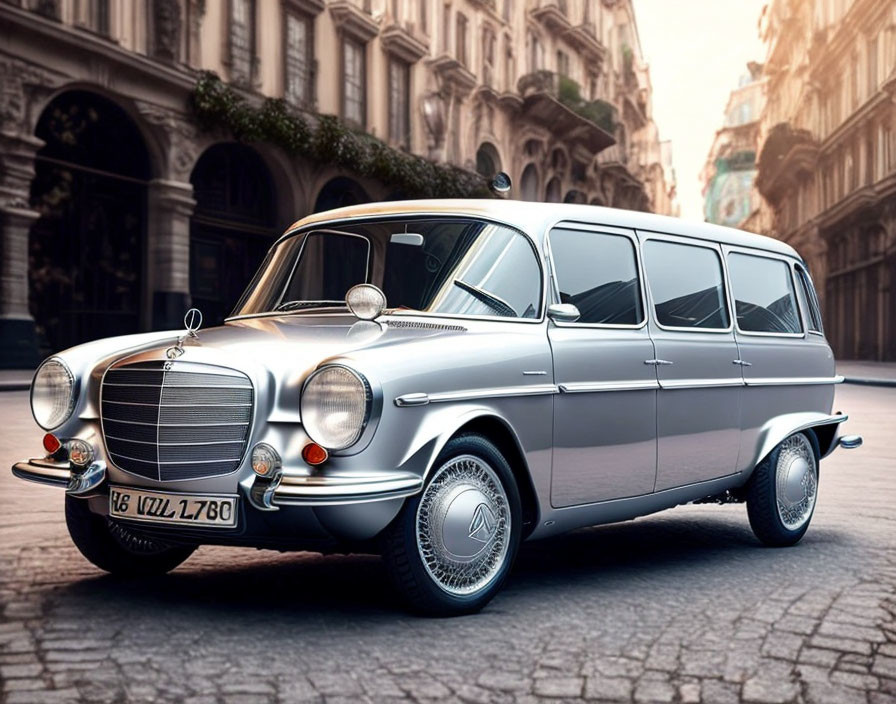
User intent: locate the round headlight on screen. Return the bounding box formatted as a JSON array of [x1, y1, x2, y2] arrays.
[[31, 358, 75, 430], [301, 366, 370, 450]]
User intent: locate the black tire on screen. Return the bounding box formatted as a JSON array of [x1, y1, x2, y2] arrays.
[[746, 431, 820, 547], [65, 496, 196, 576], [381, 433, 522, 616]]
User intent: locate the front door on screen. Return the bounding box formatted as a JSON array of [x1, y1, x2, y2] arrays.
[[548, 225, 658, 507], [640, 235, 741, 492]]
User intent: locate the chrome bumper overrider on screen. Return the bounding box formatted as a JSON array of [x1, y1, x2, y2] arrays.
[[11, 458, 107, 494]]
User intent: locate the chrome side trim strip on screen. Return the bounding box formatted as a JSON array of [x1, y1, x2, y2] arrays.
[[745, 376, 844, 387], [559, 380, 659, 393], [659, 378, 744, 390], [395, 384, 558, 407]]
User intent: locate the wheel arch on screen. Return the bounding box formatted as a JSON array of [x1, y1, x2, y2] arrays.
[[747, 412, 846, 477], [451, 415, 540, 538]]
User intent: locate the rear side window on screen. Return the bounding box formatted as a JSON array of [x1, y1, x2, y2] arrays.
[[727, 253, 802, 334], [796, 266, 824, 333], [643, 240, 730, 329], [550, 229, 643, 325]]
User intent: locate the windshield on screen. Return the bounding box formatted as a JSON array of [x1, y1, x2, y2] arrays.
[[232, 218, 542, 320]]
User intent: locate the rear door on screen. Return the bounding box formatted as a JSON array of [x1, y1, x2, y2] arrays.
[[724, 249, 837, 472], [548, 225, 658, 506], [640, 234, 742, 491]]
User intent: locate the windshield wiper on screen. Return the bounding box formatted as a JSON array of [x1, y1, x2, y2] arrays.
[[452, 279, 517, 317], [275, 300, 345, 312]]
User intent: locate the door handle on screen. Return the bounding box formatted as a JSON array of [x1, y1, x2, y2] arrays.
[[644, 359, 674, 366], [732, 359, 752, 367]]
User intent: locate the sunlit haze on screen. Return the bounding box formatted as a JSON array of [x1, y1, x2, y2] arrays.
[[633, 0, 767, 221]]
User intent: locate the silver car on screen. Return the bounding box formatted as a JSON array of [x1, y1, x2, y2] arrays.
[[13, 200, 862, 615]]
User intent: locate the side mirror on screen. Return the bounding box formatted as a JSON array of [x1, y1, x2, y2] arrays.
[[547, 303, 580, 323]]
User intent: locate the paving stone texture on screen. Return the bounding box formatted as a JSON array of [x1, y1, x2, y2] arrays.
[[0, 385, 894, 703]]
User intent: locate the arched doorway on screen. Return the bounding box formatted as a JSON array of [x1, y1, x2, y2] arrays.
[[475, 142, 502, 178], [314, 177, 369, 213], [29, 90, 151, 353], [545, 177, 562, 203], [520, 164, 539, 201], [190, 143, 277, 326]]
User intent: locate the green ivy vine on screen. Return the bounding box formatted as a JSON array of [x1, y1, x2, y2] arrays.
[[190, 72, 492, 199]]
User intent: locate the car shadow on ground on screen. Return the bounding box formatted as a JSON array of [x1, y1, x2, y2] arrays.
[[50, 510, 849, 621]]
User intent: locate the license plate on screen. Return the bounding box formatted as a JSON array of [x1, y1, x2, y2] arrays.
[[109, 486, 238, 528]]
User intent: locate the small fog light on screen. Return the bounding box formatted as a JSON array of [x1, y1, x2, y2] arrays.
[[43, 433, 62, 455], [302, 442, 329, 466], [67, 439, 94, 467], [251, 443, 281, 477]]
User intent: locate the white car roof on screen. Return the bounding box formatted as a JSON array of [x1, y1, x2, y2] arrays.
[[288, 199, 801, 260]]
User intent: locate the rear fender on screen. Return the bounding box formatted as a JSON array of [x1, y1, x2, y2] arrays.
[[746, 412, 847, 476]]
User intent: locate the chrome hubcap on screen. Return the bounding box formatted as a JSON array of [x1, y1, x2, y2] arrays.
[[416, 454, 510, 596], [775, 434, 817, 530]]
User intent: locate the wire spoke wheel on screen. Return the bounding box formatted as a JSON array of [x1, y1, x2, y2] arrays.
[[774, 433, 818, 531], [415, 454, 511, 597]]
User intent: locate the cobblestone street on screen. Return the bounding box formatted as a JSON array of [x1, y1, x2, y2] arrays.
[[0, 384, 894, 703]]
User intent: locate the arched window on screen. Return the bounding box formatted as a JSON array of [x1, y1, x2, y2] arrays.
[[520, 164, 539, 201], [190, 143, 277, 325]]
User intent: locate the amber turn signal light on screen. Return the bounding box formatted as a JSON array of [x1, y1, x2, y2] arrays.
[[302, 442, 329, 466], [43, 433, 61, 455]]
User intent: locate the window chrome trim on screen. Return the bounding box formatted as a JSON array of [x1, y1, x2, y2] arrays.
[[274, 228, 372, 312], [544, 223, 648, 330], [725, 249, 806, 338], [637, 232, 735, 334], [234, 213, 548, 325], [395, 384, 558, 407], [744, 376, 844, 387]]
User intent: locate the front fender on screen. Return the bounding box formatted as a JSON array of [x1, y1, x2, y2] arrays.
[[397, 404, 527, 482]]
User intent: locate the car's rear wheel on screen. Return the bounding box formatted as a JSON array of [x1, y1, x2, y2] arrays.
[[381, 434, 522, 616], [65, 495, 196, 575], [746, 431, 819, 547]]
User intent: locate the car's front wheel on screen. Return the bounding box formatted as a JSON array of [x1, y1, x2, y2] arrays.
[[381, 434, 522, 616], [746, 431, 819, 546], [65, 495, 196, 576]]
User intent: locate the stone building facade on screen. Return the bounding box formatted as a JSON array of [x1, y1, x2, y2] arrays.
[[0, 0, 677, 367], [754, 0, 896, 361], [702, 65, 767, 230]]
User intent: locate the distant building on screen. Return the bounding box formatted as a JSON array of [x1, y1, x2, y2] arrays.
[[753, 0, 896, 361], [0, 0, 676, 367], [702, 64, 766, 230]]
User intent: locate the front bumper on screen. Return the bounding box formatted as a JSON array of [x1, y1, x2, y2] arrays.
[[12, 457, 107, 495], [12, 456, 422, 505]]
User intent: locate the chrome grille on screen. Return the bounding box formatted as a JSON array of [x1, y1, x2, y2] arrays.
[[101, 361, 253, 481]]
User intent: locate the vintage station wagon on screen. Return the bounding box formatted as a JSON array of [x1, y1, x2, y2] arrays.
[[13, 200, 862, 615]]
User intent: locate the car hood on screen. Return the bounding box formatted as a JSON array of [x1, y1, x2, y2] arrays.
[[84, 313, 466, 396]]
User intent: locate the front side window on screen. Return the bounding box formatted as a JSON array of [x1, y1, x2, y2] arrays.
[[343, 38, 365, 126], [643, 240, 730, 330], [388, 59, 410, 148], [285, 11, 313, 107], [550, 229, 642, 325], [234, 218, 542, 320], [728, 253, 802, 334]]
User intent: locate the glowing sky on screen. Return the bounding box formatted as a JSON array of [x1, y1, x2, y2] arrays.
[[632, 0, 767, 221]]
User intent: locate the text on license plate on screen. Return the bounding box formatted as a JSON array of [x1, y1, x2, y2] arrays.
[[109, 487, 238, 528]]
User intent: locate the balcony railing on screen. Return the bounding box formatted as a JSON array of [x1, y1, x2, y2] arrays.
[[518, 71, 616, 134]]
